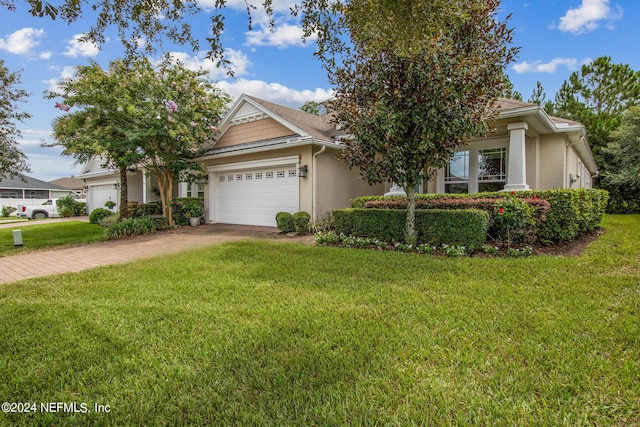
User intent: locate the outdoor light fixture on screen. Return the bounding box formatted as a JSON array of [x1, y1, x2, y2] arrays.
[[113, 183, 120, 189], [298, 165, 308, 178]]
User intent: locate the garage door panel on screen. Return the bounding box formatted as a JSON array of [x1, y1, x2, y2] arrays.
[[214, 165, 298, 226]]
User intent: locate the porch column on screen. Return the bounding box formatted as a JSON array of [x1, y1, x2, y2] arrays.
[[504, 122, 530, 191]]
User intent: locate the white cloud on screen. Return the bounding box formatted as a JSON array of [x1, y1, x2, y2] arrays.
[[39, 51, 52, 60], [166, 49, 252, 79], [246, 23, 315, 48], [18, 129, 55, 147], [216, 78, 333, 107], [198, 0, 297, 14], [513, 57, 581, 74], [63, 34, 101, 57], [43, 66, 78, 92], [0, 27, 45, 55], [558, 0, 623, 34]]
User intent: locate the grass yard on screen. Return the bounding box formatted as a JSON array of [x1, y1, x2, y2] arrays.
[[0, 221, 105, 256], [0, 215, 638, 426]]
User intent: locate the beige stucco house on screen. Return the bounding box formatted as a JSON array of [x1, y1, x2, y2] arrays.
[[195, 95, 598, 227]]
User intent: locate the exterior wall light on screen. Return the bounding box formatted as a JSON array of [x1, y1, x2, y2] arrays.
[[298, 165, 308, 178]]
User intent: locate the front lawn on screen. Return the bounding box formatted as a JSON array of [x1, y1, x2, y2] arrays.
[[0, 215, 638, 425], [0, 221, 105, 256]]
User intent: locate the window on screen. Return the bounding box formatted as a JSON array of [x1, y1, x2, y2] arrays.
[[228, 175, 234, 181], [25, 190, 49, 199], [1, 191, 19, 199], [478, 148, 506, 192], [245, 173, 253, 180], [266, 172, 274, 179], [236, 174, 243, 181], [288, 169, 297, 177], [444, 151, 469, 193], [197, 182, 204, 198], [255, 172, 263, 179], [219, 175, 225, 182], [276, 170, 285, 178]]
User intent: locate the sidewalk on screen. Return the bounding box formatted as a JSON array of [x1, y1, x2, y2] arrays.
[[0, 223, 314, 284]]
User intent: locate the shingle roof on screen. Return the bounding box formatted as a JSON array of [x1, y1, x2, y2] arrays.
[[247, 96, 340, 142], [49, 177, 84, 190], [495, 98, 581, 126], [0, 174, 71, 191]]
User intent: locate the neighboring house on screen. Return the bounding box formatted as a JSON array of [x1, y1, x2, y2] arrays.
[[49, 176, 86, 198], [0, 174, 73, 211]]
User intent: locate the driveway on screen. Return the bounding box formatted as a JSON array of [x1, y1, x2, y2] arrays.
[[0, 223, 314, 284]]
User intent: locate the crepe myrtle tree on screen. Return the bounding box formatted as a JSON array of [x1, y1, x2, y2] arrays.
[[332, 0, 517, 243], [48, 57, 229, 225], [0, 59, 31, 180]]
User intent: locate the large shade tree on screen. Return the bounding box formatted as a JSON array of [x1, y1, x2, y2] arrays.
[[49, 57, 229, 225], [332, 0, 517, 242], [0, 59, 31, 180]]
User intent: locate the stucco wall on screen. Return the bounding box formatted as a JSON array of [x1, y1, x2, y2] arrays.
[[538, 134, 567, 189], [315, 147, 385, 217], [525, 135, 539, 190], [214, 119, 296, 149]]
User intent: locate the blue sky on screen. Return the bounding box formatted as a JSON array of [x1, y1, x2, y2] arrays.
[[1, 0, 638, 181]]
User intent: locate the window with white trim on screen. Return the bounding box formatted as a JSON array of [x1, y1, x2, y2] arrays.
[[477, 148, 507, 192], [444, 151, 469, 193]]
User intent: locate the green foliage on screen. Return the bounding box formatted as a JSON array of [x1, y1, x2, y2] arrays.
[[333, 208, 488, 247], [275, 212, 294, 233], [1, 205, 17, 217], [0, 60, 31, 179], [98, 213, 120, 227], [300, 101, 328, 115], [493, 196, 537, 245], [351, 189, 608, 244], [602, 106, 640, 192], [293, 211, 311, 235], [56, 195, 85, 216], [171, 198, 204, 226], [89, 208, 115, 225], [130, 201, 163, 217], [0, 221, 105, 255], [105, 216, 158, 240], [59, 206, 74, 218]]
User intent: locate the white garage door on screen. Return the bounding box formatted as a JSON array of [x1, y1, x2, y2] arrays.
[[88, 184, 118, 213], [214, 165, 299, 226]]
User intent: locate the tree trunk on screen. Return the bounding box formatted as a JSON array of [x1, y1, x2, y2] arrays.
[[404, 184, 417, 245], [119, 166, 129, 219]]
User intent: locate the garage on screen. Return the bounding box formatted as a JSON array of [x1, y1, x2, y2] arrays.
[[211, 159, 299, 227], [87, 183, 118, 213]]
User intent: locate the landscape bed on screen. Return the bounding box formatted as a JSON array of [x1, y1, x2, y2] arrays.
[[0, 215, 638, 425]]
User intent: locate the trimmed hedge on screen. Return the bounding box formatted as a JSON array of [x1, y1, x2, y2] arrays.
[[105, 217, 158, 240], [333, 208, 489, 247], [351, 189, 608, 244], [276, 212, 294, 233], [293, 211, 311, 234], [89, 208, 116, 225]]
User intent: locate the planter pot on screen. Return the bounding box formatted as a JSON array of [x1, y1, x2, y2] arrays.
[[189, 217, 201, 227]]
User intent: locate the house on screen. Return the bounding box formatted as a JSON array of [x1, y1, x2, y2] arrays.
[[195, 96, 597, 227], [79, 95, 598, 226], [0, 174, 74, 211], [49, 176, 86, 198], [194, 95, 384, 226], [421, 98, 598, 195]]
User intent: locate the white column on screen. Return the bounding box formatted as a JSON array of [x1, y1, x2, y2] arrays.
[[503, 122, 530, 191], [384, 183, 406, 196]]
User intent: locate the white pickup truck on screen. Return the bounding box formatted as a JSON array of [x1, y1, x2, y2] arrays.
[[17, 199, 61, 219]]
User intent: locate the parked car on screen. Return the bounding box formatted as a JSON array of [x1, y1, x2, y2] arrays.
[[17, 199, 60, 219]]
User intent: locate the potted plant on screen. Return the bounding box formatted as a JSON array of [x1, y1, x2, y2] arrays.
[[183, 198, 204, 227], [104, 199, 116, 210]]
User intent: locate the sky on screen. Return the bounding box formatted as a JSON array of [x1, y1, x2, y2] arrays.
[[1, 0, 638, 182]]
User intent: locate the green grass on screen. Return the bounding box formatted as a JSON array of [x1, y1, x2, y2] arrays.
[[0, 215, 638, 426], [0, 221, 105, 256]]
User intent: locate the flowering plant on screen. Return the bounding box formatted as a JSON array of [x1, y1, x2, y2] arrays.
[[493, 195, 536, 247]]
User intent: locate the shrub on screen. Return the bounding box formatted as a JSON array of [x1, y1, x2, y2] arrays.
[[59, 206, 74, 218], [333, 208, 488, 247], [352, 189, 607, 244], [276, 212, 294, 233], [171, 198, 203, 226], [146, 215, 169, 230], [56, 195, 86, 216], [492, 196, 537, 246], [90, 208, 115, 225], [293, 211, 311, 234], [130, 202, 163, 217], [105, 217, 157, 240], [98, 213, 120, 227], [2, 205, 16, 217]]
